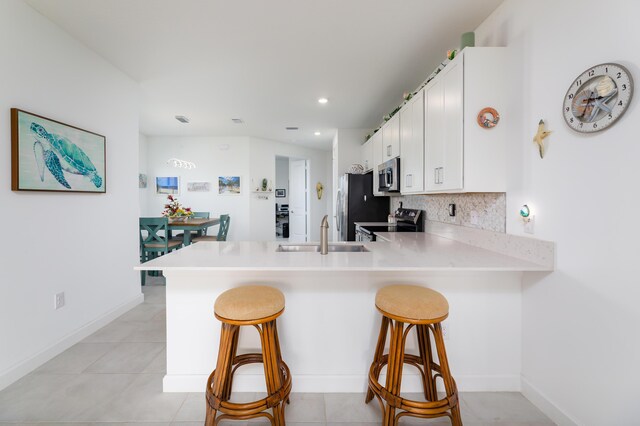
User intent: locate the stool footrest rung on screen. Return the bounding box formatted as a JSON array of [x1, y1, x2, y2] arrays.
[[207, 358, 292, 419]]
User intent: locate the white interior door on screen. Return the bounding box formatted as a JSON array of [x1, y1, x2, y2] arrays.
[[289, 159, 308, 242]]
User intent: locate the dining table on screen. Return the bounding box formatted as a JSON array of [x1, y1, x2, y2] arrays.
[[168, 217, 220, 246]]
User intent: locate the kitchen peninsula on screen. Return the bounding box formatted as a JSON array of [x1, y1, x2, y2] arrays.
[[138, 226, 553, 393]]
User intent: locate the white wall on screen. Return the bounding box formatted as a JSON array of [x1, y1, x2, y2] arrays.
[[141, 136, 331, 241], [139, 133, 151, 207], [275, 157, 289, 205], [0, 0, 141, 389], [475, 1, 640, 424]]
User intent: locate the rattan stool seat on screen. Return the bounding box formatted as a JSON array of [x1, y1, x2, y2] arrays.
[[215, 285, 285, 322], [375, 284, 448, 323]]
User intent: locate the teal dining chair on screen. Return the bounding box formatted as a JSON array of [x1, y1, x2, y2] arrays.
[[192, 214, 230, 242], [139, 217, 183, 285]]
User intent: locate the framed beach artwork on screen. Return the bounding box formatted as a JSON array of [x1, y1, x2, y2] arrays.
[[218, 176, 241, 195], [156, 176, 180, 195], [11, 109, 106, 193], [187, 181, 211, 192]]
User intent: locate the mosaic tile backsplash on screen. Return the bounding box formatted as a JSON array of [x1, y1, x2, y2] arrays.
[[390, 193, 506, 233]]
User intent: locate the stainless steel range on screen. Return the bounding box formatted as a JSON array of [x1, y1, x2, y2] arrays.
[[355, 206, 423, 242]]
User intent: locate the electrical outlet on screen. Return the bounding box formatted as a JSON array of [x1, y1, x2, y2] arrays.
[[524, 215, 535, 234], [441, 322, 450, 341], [54, 292, 65, 310]]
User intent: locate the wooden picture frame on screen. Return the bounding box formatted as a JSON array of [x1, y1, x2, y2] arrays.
[[11, 109, 106, 193]]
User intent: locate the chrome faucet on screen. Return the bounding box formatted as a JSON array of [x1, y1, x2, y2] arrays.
[[320, 215, 329, 255]]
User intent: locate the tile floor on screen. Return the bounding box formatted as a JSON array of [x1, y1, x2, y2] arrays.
[[0, 279, 555, 425]]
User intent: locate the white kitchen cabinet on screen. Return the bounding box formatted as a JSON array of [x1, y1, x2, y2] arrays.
[[425, 59, 463, 191], [400, 90, 425, 194], [382, 113, 400, 161], [371, 131, 386, 196], [423, 47, 507, 193], [360, 137, 374, 172]]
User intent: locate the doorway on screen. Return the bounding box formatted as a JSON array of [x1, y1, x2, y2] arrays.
[[275, 156, 309, 242]]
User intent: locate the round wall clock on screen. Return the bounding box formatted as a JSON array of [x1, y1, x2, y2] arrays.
[[563, 63, 633, 133]]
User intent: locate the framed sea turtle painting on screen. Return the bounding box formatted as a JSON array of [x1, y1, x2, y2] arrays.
[[11, 109, 106, 193]]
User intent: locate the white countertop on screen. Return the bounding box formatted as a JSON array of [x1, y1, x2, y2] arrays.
[[137, 232, 552, 272]]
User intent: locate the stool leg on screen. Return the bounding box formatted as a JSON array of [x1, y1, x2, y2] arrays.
[[383, 319, 405, 426], [365, 315, 390, 404], [273, 321, 290, 405], [206, 323, 239, 426], [261, 320, 286, 425], [222, 325, 240, 402], [417, 324, 438, 402], [432, 323, 462, 426]]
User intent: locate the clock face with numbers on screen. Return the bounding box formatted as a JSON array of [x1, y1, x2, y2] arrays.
[[563, 63, 633, 133]]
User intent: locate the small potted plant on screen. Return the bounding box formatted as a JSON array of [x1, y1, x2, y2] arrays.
[[162, 195, 193, 222]]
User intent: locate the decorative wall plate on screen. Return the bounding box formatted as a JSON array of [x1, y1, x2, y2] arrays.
[[477, 107, 500, 129], [563, 63, 633, 133]]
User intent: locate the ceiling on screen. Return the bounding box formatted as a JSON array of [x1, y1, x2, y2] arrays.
[[27, 0, 502, 150]]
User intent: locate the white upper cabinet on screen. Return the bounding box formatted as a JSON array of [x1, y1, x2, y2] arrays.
[[360, 137, 374, 172], [424, 47, 507, 193], [382, 113, 400, 161], [400, 90, 425, 194], [425, 58, 463, 191], [371, 131, 386, 196]]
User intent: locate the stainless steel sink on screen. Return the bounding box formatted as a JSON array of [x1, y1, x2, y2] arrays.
[[276, 244, 369, 253]]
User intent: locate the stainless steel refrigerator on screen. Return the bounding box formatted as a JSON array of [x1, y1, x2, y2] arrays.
[[336, 172, 390, 241]]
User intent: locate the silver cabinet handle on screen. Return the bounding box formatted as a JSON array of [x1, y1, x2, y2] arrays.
[[434, 168, 438, 184], [386, 145, 391, 157], [405, 174, 413, 187]]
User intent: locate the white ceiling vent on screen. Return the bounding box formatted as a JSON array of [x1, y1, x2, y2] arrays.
[[175, 115, 190, 123], [285, 127, 299, 130]]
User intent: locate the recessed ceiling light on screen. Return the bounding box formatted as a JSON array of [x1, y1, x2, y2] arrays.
[[175, 115, 190, 123], [231, 118, 244, 124], [314, 131, 321, 136], [318, 97, 328, 104]]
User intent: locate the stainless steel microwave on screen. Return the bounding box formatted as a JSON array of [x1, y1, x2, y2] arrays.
[[378, 158, 400, 192]]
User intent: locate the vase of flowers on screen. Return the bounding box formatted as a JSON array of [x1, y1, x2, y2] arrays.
[[162, 195, 193, 222]]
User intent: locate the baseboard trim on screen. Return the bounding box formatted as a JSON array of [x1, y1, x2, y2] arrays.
[[521, 376, 580, 426], [163, 372, 521, 393], [0, 292, 144, 391]]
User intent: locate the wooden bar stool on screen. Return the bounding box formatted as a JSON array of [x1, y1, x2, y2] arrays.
[[366, 285, 462, 425], [205, 285, 291, 425]]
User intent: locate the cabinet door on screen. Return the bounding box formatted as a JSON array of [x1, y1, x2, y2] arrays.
[[425, 78, 444, 191], [441, 60, 463, 191], [371, 131, 385, 196], [382, 113, 400, 161], [424, 60, 463, 192], [361, 138, 374, 172], [400, 90, 424, 193]]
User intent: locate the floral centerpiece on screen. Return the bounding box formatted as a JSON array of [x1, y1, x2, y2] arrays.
[[162, 195, 193, 222]]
